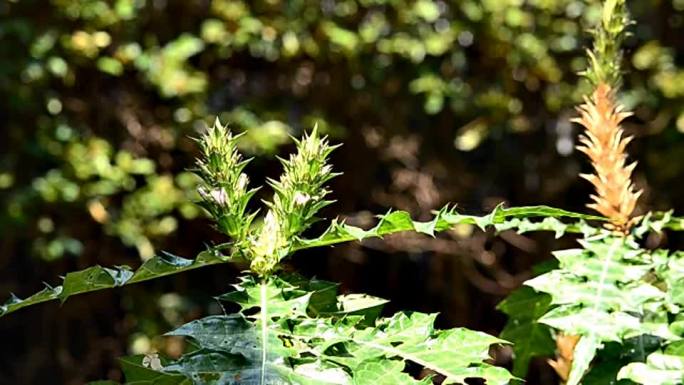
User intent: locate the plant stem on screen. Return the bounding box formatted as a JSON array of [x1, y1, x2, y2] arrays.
[[260, 278, 268, 385]]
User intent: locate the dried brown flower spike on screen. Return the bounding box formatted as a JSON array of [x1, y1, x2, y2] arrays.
[[574, 83, 641, 233], [548, 334, 581, 383]]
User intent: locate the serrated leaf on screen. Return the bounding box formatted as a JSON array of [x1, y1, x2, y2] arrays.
[[0, 249, 230, 318], [323, 312, 514, 385], [660, 252, 684, 309], [527, 237, 661, 333], [60, 266, 134, 303], [328, 294, 388, 325], [524, 233, 683, 385], [294, 205, 604, 251], [645, 211, 684, 233], [217, 275, 311, 317], [1, 204, 600, 318], [276, 274, 386, 324], [165, 315, 258, 357], [156, 275, 512, 385], [204, 277, 348, 384]]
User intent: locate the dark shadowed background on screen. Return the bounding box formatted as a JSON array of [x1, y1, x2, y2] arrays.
[[2, 0, 684, 384]]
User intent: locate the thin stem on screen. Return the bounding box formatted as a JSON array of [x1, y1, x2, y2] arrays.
[[259, 279, 269, 385]]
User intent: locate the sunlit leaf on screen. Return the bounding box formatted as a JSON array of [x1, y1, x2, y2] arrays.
[[294, 205, 604, 250], [147, 275, 512, 385], [0, 249, 230, 318]]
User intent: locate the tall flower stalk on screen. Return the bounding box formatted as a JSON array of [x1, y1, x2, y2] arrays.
[[575, 0, 640, 234], [548, 0, 639, 381]]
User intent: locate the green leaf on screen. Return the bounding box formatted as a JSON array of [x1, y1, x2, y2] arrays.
[[567, 336, 601, 385], [352, 360, 432, 385], [60, 266, 134, 303], [634, 211, 675, 236], [526, 237, 664, 338], [583, 337, 662, 385], [497, 286, 555, 379], [332, 312, 515, 385], [617, 341, 684, 385], [329, 294, 388, 326], [1, 204, 600, 318], [524, 233, 682, 385], [0, 249, 230, 318], [197, 276, 349, 384], [659, 251, 684, 309], [278, 274, 387, 324], [119, 355, 191, 384], [647, 211, 684, 233], [294, 205, 604, 251], [155, 275, 512, 385]]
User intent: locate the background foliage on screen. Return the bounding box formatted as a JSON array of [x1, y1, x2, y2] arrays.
[[2, 0, 684, 384]]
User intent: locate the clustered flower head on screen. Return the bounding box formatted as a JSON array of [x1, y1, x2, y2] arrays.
[[250, 126, 340, 275], [248, 210, 286, 275], [265, 126, 339, 238], [194, 120, 339, 277], [195, 119, 258, 240]]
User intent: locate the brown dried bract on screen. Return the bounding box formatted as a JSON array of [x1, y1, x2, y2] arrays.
[[574, 83, 642, 233], [548, 334, 581, 382]]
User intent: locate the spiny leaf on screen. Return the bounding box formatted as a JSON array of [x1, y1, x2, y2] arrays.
[[60, 266, 133, 303], [164, 277, 351, 384], [633, 211, 675, 236], [660, 215, 684, 232], [294, 205, 604, 251], [278, 273, 388, 325], [151, 275, 512, 385], [165, 315, 258, 357], [1, 204, 600, 318], [216, 275, 311, 317], [524, 233, 683, 385], [526, 237, 665, 340], [325, 312, 515, 385], [663, 253, 684, 309], [0, 249, 230, 318]]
